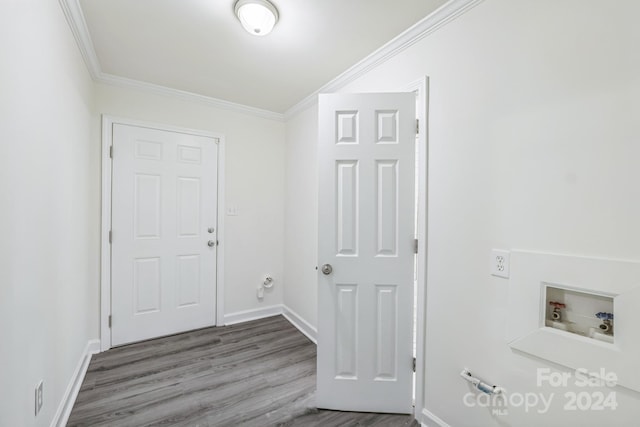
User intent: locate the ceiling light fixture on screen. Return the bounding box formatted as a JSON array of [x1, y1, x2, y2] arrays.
[[234, 0, 279, 37]]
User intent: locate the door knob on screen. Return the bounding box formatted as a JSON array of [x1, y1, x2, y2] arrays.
[[207, 240, 215, 247], [321, 264, 333, 275], [208, 227, 215, 234]]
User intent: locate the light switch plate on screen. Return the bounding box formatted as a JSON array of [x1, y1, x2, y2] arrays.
[[491, 249, 510, 278]]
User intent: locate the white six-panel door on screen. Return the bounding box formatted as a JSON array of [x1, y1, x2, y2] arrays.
[[317, 93, 416, 413], [111, 124, 218, 346]]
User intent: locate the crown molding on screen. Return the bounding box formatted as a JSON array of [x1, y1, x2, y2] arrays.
[[58, 0, 285, 122], [283, 0, 485, 120], [58, 0, 101, 79]]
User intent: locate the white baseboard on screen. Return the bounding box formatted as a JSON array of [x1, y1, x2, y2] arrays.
[[223, 304, 318, 346], [51, 339, 100, 427], [223, 305, 283, 325], [420, 408, 451, 427], [282, 305, 317, 344]]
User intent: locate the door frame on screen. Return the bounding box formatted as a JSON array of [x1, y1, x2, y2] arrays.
[[403, 77, 429, 419], [100, 115, 226, 352]]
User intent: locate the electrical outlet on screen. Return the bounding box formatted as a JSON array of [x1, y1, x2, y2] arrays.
[[491, 249, 510, 278], [34, 380, 43, 416]]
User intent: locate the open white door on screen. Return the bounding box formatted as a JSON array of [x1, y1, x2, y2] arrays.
[[317, 93, 416, 413], [111, 124, 218, 346]]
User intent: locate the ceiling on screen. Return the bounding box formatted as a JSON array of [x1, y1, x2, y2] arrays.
[[79, 0, 447, 114]]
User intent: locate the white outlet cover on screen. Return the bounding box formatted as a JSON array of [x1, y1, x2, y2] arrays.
[[491, 249, 510, 278]]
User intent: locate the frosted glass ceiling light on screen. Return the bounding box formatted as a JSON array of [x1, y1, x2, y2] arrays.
[[234, 0, 279, 37]]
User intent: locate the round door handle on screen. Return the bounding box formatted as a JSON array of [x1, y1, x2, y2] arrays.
[[207, 240, 215, 247], [321, 264, 333, 275]]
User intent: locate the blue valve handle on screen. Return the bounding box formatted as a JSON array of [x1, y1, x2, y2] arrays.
[[595, 312, 613, 320]]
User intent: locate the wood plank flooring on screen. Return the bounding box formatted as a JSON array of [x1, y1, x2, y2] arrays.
[[68, 315, 417, 427]]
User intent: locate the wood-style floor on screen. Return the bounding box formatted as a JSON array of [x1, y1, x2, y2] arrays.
[[68, 315, 418, 427]]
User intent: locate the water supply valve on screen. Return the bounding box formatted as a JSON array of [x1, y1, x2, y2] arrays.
[[549, 301, 566, 321], [595, 312, 614, 334]]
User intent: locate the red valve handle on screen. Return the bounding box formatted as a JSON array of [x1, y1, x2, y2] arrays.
[[549, 301, 566, 309]]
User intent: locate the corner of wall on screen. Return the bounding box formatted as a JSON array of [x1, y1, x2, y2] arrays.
[[282, 305, 317, 344], [51, 339, 100, 427]]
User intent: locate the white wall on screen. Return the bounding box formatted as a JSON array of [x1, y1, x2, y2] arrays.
[[0, 1, 98, 426], [283, 0, 640, 426], [96, 84, 286, 316], [283, 104, 318, 324]]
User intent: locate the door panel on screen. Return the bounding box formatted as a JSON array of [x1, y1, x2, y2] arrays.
[[376, 159, 398, 256], [336, 160, 359, 255], [111, 124, 218, 346], [375, 284, 398, 380], [176, 254, 201, 307], [317, 93, 415, 413], [177, 177, 201, 237], [134, 173, 161, 238]]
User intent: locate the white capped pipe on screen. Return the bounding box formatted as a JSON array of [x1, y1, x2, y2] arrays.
[[263, 276, 274, 288]]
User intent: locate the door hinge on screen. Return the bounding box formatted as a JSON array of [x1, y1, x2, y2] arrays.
[[414, 239, 418, 254], [109, 146, 113, 158], [413, 357, 416, 372], [108, 315, 112, 328], [416, 119, 419, 135], [109, 230, 112, 244]]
